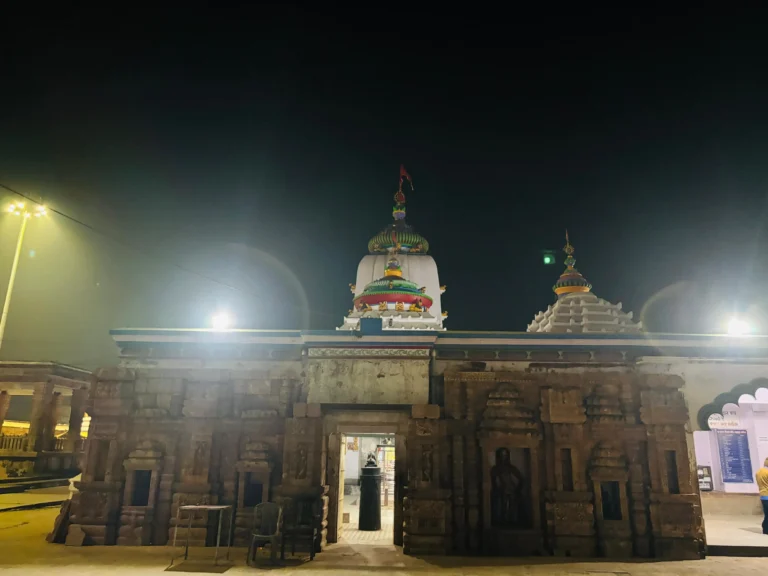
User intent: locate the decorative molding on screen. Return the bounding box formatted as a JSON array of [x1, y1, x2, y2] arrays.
[[453, 372, 498, 382], [308, 347, 430, 358]]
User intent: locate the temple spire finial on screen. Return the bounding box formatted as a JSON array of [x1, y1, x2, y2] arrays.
[[564, 229, 575, 258], [393, 165, 413, 221], [553, 230, 592, 297], [563, 230, 577, 269]]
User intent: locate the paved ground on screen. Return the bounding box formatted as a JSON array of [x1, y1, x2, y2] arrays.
[[341, 493, 394, 544], [704, 515, 768, 547], [0, 486, 68, 511], [3, 508, 768, 575]]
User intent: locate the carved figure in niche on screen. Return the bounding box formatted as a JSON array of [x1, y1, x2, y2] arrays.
[[491, 447, 526, 528], [421, 445, 433, 483], [365, 452, 378, 467], [295, 444, 308, 479], [192, 441, 208, 476]]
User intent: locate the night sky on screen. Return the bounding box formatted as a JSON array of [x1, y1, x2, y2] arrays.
[[1, 8, 768, 367]]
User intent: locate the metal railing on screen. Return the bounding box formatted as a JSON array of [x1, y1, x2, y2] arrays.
[[0, 434, 87, 453], [0, 435, 30, 452]]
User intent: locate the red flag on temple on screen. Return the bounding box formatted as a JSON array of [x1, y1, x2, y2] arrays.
[[399, 165, 414, 190]]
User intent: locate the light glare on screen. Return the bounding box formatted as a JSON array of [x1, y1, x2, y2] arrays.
[[727, 317, 750, 336], [211, 311, 233, 331]]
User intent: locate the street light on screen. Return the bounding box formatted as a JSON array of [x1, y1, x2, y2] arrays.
[[727, 317, 750, 336], [0, 202, 46, 351], [211, 311, 233, 331]]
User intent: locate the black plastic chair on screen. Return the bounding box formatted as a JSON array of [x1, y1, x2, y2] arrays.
[[247, 502, 282, 566], [280, 497, 320, 561]]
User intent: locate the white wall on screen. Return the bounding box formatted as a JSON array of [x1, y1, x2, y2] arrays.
[[694, 431, 723, 491], [692, 398, 768, 494], [637, 358, 768, 431], [345, 437, 360, 481], [355, 254, 442, 319]]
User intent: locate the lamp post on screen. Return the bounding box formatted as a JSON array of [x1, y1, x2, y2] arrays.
[[211, 311, 233, 331], [727, 317, 750, 336], [0, 202, 46, 351]]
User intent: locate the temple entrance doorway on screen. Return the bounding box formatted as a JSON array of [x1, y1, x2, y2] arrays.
[[323, 409, 409, 547], [338, 433, 395, 545]]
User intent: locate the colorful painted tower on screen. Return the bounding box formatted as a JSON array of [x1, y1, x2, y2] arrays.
[[339, 167, 446, 330], [527, 232, 642, 333]]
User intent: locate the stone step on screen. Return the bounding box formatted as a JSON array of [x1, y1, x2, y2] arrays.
[[0, 476, 71, 494]]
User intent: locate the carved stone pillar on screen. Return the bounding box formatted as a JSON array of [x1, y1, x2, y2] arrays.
[[640, 377, 705, 560], [65, 388, 88, 452], [277, 411, 328, 551], [0, 390, 9, 431], [325, 432, 343, 543], [47, 392, 62, 451], [450, 429, 466, 553], [403, 416, 450, 556], [394, 431, 407, 547], [590, 443, 632, 558], [626, 441, 651, 557], [28, 382, 55, 452]]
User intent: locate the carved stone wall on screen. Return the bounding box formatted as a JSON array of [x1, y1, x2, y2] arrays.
[[443, 369, 704, 560], [62, 358, 703, 561], [404, 412, 451, 555], [65, 366, 294, 547]]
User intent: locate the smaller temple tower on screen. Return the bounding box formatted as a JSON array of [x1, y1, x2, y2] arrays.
[[528, 232, 642, 333], [339, 167, 445, 330]]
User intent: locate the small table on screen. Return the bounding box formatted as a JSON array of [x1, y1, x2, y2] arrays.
[[170, 504, 233, 566]]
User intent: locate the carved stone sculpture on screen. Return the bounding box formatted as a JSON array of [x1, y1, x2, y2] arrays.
[[295, 443, 308, 479], [490, 447, 526, 528], [421, 445, 433, 483]]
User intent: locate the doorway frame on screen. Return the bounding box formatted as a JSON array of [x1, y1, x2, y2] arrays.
[[323, 409, 410, 546]]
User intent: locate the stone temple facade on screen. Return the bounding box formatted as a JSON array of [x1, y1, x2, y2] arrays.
[[55, 176, 720, 559], [61, 328, 721, 559]]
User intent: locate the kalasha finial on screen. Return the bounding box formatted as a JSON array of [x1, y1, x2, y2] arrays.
[[564, 229, 574, 256], [563, 230, 576, 268], [553, 230, 591, 297]]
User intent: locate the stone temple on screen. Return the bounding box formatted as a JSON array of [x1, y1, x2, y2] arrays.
[[50, 173, 731, 559]]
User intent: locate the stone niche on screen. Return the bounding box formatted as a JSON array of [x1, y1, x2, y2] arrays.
[[233, 440, 274, 546], [443, 369, 704, 560], [478, 381, 545, 556], [541, 386, 595, 558], [167, 431, 215, 548], [118, 440, 165, 545], [589, 443, 632, 558]]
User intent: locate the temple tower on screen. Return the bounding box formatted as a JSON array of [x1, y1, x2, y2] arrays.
[[339, 167, 446, 330], [528, 232, 642, 333]]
